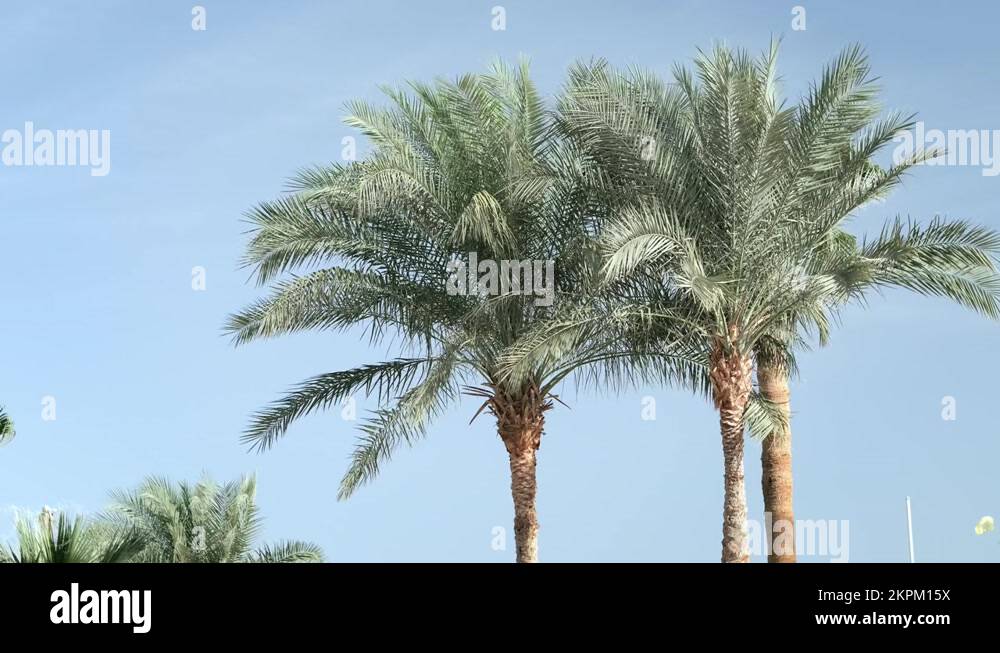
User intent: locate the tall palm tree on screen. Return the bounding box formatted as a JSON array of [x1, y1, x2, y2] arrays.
[[1, 508, 142, 563], [104, 475, 323, 563], [540, 43, 1000, 561], [532, 54, 824, 562], [225, 62, 678, 562], [755, 218, 1000, 561]]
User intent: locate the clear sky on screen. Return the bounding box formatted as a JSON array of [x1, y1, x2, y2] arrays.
[[1, 0, 998, 562]]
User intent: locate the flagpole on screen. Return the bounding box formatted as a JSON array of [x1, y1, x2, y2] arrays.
[[906, 496, 915, 563]]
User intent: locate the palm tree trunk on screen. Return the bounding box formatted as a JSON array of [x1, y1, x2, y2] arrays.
[[507, 438, 540, 563], [720, 400, 750, 562], [710, 336, 752, 563], [758, 362, 796, 562], [492, 384, 548, 563]]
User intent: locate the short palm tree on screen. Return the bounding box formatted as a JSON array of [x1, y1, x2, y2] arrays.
[[545, 43, 1000, 561], [104, 475, 323, 563], [1, 508, 142, 563], [225, 62, 675, 562]]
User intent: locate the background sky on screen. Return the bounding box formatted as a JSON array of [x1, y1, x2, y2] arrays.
[[1, 0, 998, 562]]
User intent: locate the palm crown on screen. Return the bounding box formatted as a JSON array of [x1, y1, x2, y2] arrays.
[[104, 475, 323, 563], [1, 509, 142, 563]]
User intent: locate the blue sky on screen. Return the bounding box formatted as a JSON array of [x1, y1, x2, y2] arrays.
[[1, 0, 998, 562]]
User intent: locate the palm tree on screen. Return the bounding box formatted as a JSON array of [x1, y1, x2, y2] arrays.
[[529, 44, 854, 562], [1, 508, 142, 563], [225, 62, 675, 562], [104, 475, 323, 563], [755, 218, 1000, 561], [546, 43, 1000, 561]]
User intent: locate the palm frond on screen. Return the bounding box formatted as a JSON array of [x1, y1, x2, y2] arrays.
[[248, 541, 324, 563], [337, 343, 464, 500], [242, 358, 443, 453], [0, 407, 14, 446]]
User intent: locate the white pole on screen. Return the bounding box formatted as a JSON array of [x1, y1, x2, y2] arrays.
[[906, 496, 915, 563]]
